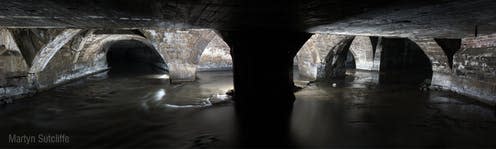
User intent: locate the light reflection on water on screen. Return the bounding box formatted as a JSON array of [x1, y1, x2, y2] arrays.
[[1, 70, 495, 148]]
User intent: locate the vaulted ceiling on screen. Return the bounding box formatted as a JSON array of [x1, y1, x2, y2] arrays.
[[1, 0, 495, 38]]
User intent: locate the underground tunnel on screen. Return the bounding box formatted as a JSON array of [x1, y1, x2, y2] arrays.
[[1, 0, 496, 148], [105, 39, 168, 76], [378, 38, 433, 85]]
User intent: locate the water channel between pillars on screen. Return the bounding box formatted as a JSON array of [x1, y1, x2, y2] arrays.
[[1, 70, 496, 148]]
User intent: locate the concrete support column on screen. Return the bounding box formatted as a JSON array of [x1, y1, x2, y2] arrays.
[[410, 38, 452, 87]]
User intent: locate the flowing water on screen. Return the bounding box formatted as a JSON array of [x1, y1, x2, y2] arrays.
[[1, 70, 496, 148]]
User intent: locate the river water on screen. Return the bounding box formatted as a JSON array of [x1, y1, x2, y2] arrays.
[[1, 70, 496, 148]]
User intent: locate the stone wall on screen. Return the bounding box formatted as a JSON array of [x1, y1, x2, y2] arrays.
[[448, 34, 496, 104], [295, 34, 350, 81], [349, 36, 376, 71], [142, 29, 217, 82], [35, 30, 109, 89], [0, 29, 31, 101], [295, 34, 378, 81], [198, 34, 232, 71], [1, 28, 230, 101], [0, 29, 157, 101], [411, 35, 496, 105]]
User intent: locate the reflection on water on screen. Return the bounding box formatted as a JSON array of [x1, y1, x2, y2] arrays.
[[1, 70, 496, 148]]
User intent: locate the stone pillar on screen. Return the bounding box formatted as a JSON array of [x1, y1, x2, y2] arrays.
[[0, 29, 31, 101], [371, 37, 383, 71], [320, 36, 355, 79], [295, 34, 353, 81], [221, 1, 312, 146], [349, 36, 376, 71], [410, 38, 452, 88], [222, 30, 310, 146], [223, 30, 310, 108]]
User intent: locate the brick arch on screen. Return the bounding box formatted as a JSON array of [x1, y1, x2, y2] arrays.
[[349, 36, 375, 70], [28, 29, 82, 74], [410, 38, 452, 73], [197, 31, 232, 71], [0, 29, 29, 73], [409, 38, 453, 88], [140, 29, 220, 82], [11, 29, 66, 66], [295, 34, 354, 81], [81, 34, 167, 66]]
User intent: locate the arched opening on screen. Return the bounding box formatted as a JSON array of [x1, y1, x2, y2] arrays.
[[293, 35, 358, 82], [379, 38, 433, 86], [106, 40, 168, 76], [197, 35, 233, 72], [194, 35, 234, 94], [345, 51, 356, 69]]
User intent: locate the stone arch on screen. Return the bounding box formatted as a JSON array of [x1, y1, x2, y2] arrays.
[[295, 34, 354, 81], [409, 38, 452, 74], [0, 28, 33, 98], [140, 29, 219, 82], [31, 33, 166, 89], [81, 34, 168, 71], [409, 38, 456, 87], [345, 50, 357, 69], [379, 38, 433, 85], [28, 29, 82, 74], [347, 48, 358, 62], [11, 29, 66, 66], [0, 29, 29, 73], [191, 30, 218, 66], [197, 32, 232, 71], [320, 36, 355, 79], [35, 33, 167, 75], [349, 36, 375, 70], [105, 40, 169, 74]]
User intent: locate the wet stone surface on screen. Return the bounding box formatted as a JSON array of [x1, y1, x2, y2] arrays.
[[1, 70, 496, 148]]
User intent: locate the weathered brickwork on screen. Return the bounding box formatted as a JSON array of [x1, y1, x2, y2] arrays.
[[142, 29, 218, 82], [1, 28, 231, 102], [295, 34, 352, 81], [349, 36, 376, 71], [0, 29, 31, 101], [35, 32, 143, 89], [410, 38, 452, 88], [462, 34, 496, 49], [198, 35, 232, 71], [295, 34, 378, 81], [410, 38, 452, 73], [409, 34, 496, 104], [449, 34, 496, 104]]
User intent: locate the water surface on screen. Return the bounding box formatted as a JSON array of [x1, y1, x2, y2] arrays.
[[1, 70, 495, 148]]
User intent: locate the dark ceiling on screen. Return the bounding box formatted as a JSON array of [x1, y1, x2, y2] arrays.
[[1, 0, 495, 38]]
